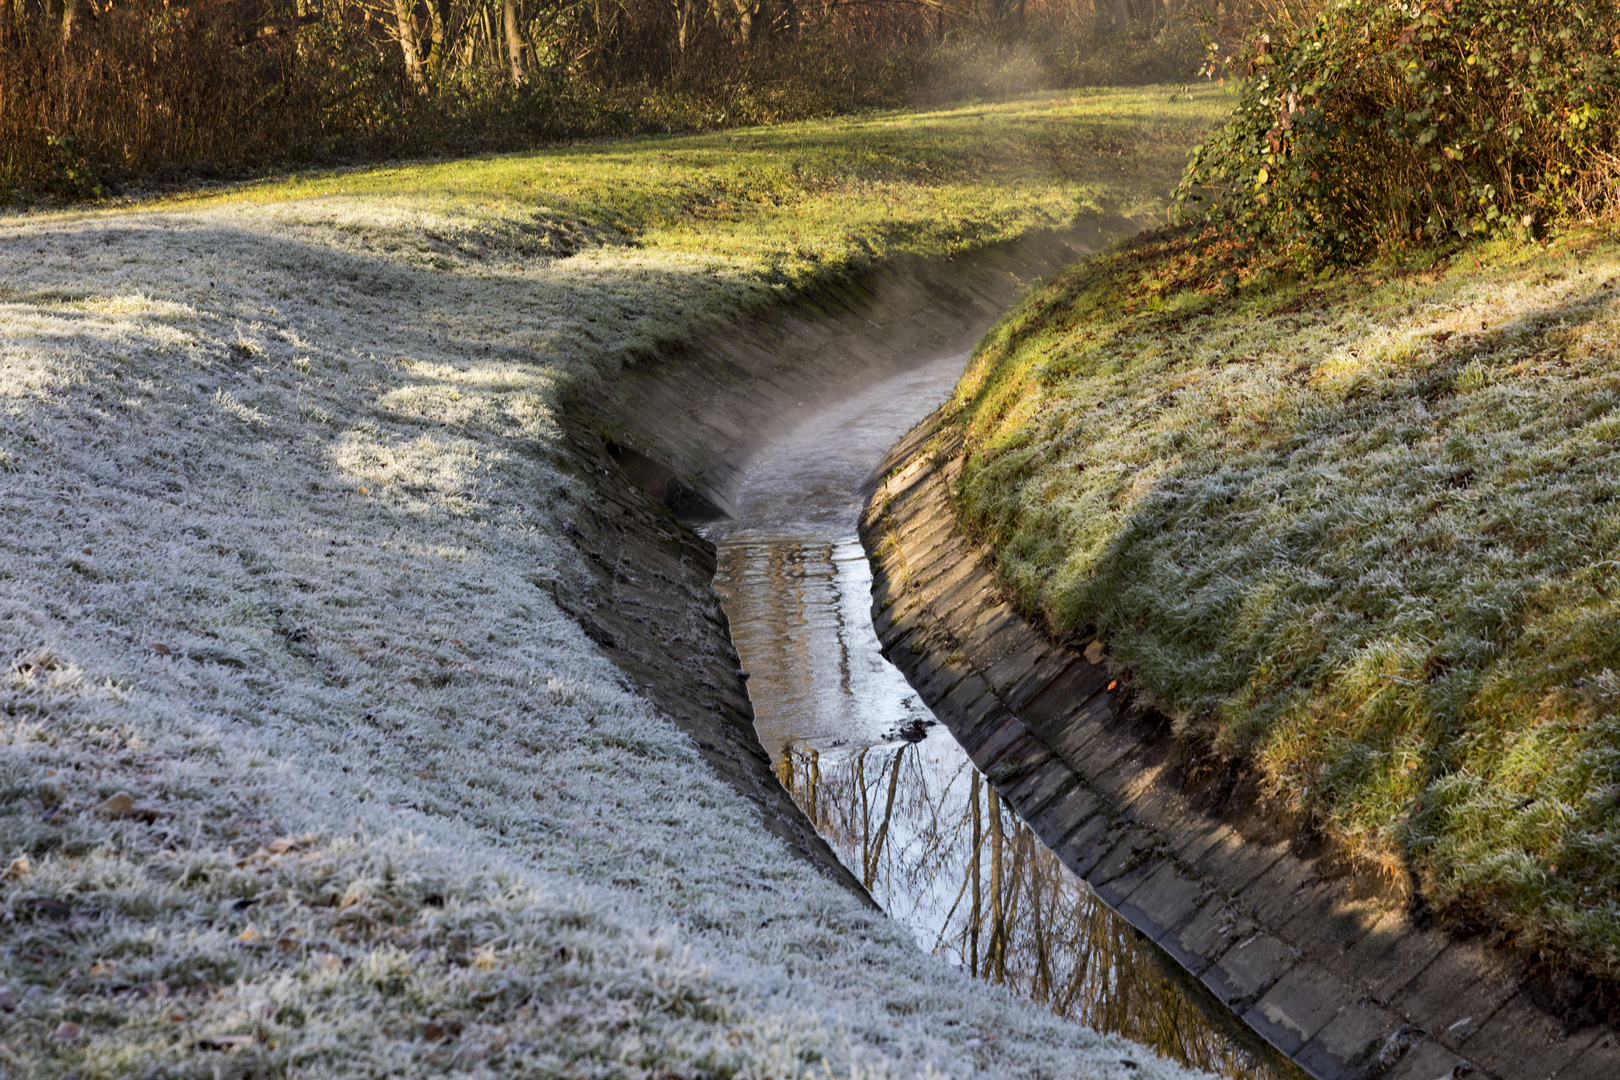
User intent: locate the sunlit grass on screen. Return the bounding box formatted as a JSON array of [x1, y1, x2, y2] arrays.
[[145, 88, 1231, 293], [949, 224, 1620, 977]]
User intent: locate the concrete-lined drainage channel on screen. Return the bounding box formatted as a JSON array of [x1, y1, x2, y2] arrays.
[[577, 221, 1619, 1080], [699, 353, 1301, 1079]]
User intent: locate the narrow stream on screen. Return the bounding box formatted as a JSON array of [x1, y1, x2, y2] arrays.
[[702, 356, 1302, 1080]]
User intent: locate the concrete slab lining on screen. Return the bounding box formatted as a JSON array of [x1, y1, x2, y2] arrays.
[[857, 414, 1619, 1080]]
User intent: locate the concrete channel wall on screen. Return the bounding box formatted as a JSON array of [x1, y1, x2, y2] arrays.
[[857, 418, 1620, 1080]]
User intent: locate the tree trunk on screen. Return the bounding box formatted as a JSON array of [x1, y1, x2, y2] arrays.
[[969, 772, 981, 977], [988, 786, 1005, 983], [863, 744, 905, 891], [425, 0, 447, 73], [392, 0, 428, 92], [503, 0, 526, 86], [675, 0, 694, 53]]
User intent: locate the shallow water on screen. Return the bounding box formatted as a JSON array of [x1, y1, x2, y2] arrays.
[[703, 356, 1300, 1080]]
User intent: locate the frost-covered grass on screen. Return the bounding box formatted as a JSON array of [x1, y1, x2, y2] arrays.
[[0, 91, 1219, 1078], [949, 224, 1620, 980]]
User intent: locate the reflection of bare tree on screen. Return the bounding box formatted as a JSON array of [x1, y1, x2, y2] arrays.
[[779, 743, 1298, 1080]]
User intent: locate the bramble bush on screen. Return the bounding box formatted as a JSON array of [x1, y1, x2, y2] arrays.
[[1177, 0, 1620, 261]]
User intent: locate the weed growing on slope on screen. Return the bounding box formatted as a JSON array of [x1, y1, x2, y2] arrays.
[[950, 223, 1620, 979]]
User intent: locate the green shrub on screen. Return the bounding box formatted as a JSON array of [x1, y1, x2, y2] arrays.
[[1178, 0, 1620, 261]]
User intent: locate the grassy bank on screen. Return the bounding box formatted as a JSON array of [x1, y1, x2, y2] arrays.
[[948, 224, 1620, 980], [0, 90, 1222, 1077]]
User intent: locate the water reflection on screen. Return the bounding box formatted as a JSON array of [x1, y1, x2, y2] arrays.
[[776, 740, 1298, 1079], [704, 355, 1301, 1080]]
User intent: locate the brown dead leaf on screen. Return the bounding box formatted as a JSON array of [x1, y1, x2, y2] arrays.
[[51, 1022, 84, 1044], [1, 854, 29, 881], [1084, 640, 1104, 666], [151, 643, 171, 656], [95, 791, 136, 817]]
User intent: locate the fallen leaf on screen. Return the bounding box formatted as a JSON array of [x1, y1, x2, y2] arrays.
[[95, 791, 136, 816], [89, 961, 117, 976], [265, 837, 302, 855], [238, 927, 261, 943], [51, 1022, 84, 1044], [1084, 640, 1104, 665], [1, 854, 29, 881], [1106, 680, 1118, 692], [358, 486, 368, 495], [151, 643, 171, 656]]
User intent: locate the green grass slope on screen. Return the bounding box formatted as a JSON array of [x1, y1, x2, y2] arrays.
[[0, 90, 1225, 1077], [949, 226, 1620, 980]]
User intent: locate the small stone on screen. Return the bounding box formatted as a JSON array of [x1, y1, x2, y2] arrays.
[[0, 986, 16, 1011], [51, 1021, 84, 1044], [94, 792, 136, 817]]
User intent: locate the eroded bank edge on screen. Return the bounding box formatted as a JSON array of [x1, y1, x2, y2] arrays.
[[856, 416, 1620, 1080]]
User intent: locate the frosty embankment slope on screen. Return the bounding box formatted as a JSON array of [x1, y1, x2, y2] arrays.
[[0, 93, 1224, 1076]]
